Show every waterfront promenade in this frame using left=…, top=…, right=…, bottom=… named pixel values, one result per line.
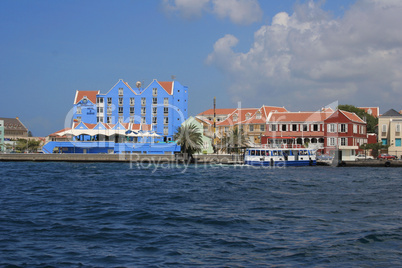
left=1, top=153, right=402, bottom=167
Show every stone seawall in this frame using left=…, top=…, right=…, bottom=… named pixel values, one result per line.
left=1, top=154, right=402, bottom=167
left=0, top=153, right=243, bottom=164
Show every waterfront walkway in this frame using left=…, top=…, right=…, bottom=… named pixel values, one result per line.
left=1, top=153, right=402, bottom=167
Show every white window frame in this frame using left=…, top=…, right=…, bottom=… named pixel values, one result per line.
left=77, top=106, right=82, bottom=114
left=382, top=124, right=387, bottom=133
left=164, top=98, right=169, bottom=105
left=118, top=88, right=123, bottom=95
left=130, top=98, right=135, bottom=106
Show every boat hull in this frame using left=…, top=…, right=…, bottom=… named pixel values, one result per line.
left=244, top=160, right=316, bottom=167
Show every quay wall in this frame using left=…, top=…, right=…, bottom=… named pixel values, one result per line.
left=0, top=153, right=243, bottom=164
left=1, top=154, right=402, bottom=167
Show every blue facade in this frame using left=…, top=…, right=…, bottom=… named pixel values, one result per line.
left=42, top=141, right=180, bottom=154
left=72, top=79, right=188, bottom=142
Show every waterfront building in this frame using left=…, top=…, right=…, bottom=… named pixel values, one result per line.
left=263, top=109, right=333, bottom=150
left=73, top=79, right=188, bottom=141
left=324, top=110, right=367, bottom=160
left=0, top=117, right=28, bottom=139
left=43, top=78, right=187, bottom=154
left=378, top=109, right=402, bottom=158
left=0, top=120, right=4, bottom=152
left=196, top=105, right=288, bottom=145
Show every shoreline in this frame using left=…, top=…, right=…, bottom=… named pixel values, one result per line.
left=1, top=153, right=402, bottom=167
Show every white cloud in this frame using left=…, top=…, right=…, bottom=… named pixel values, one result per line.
left=206, top=0, right=402, bottom=110
left=162, top=0, right=262, bottom=25
left=162, top=0, right=210, bottom=19
left=211, top=0, right=263, bottom=25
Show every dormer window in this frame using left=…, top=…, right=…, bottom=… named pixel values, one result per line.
left=256, top=112, right=261, bottom=119
left=233, top=114, right=238, bottom=122
left=245, top=113, right=251, bottom=120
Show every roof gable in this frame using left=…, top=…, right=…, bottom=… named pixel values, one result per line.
left=381, top=109, right=402, bottom=117
left=75, top=122, right=89, bottom=129
left=158, top=81, right=174, bottom=95
left=74, top=91, right=99, bottom=104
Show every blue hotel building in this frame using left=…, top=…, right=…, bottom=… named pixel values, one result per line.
left=73, top=79, right=188, bottom=141
left=43, top=79, right=188, bottom=154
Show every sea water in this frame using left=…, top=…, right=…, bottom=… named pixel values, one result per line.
left=0, top=162, right=401, bottom=267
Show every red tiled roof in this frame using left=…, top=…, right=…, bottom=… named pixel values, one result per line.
left=48, top=128, right=71, bottom=137
left=158, top=81, right=174, bottom=95
left=359, top=107, right=379, bottom=117
left=74, top=90, right=99, bottom=104
left=340, top=110, right=366, bottom=123
left=268, top=112, right=332, bottom=123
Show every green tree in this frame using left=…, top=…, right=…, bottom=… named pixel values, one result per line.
left=337, top=104, right=378, bottom=133
left=220, top=126, right=250, bottom=154
left=360, top=142, right=388, bottom=158
left=15, top=139, right=41, bottom=153
left=173, top=124, right=203, bottom=159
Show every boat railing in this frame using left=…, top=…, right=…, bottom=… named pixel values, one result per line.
left=260, top=144, right=304, bottom=149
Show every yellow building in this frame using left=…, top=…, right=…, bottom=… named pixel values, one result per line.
left=378, top=109, right=402, bottom=158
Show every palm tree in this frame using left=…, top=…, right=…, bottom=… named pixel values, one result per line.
left=220, top=126, right=250, bottom=154
left=173, top=123, right=203, bottom=160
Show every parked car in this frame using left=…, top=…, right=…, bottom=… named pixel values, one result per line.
left=378, top=154, right=397, bottom=160
left=355, top=154, right=374, bottom=160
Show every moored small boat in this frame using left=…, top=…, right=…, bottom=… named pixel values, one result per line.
left=244, top=145, right=316, bottom=167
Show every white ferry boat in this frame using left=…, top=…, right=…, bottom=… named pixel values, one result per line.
left=244, top=145, right=316, bottom=167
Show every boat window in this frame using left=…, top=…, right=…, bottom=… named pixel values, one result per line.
left=256, top=150, right=261, bottom=156
left=277, top=150, right=283, bottom=156
left=261, top=150, right=266, bottom=156
left=251, top=150, right=255, bottom=156
left=273, top=151, right=277, bottom=156
left=266, top=150, right=269, bottom=156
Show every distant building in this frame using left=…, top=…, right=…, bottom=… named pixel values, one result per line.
left=378, top=109, right=402, bottom=157
left=358, top=107, right=380, bottom=118
left=196, top=105, right=288, bottom=145
left=0, top=117, right=28, bottom=139
left=0, top=120, right=4, bottom=152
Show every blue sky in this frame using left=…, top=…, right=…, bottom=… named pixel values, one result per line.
left=1, top=0, right=402, bottom=136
